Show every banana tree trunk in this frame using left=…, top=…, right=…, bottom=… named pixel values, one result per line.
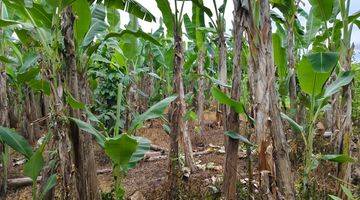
left=337, top=46, right=353, bottom=198
left=78, top=72, right=100, bottom=200
left=248, top=0, right=295, bottom=199
left=287, top=21, right=297, bottom=115
left=222, top=2, right=244, bottom=198
left=61, top=7, right=100, bottom=200
left=197, top=50, right=205, bottom=136
left=218, top=28, right=227, bottom=129
left=168, top=26, right=183, bottom=199
left=51, top=72, right=79, bottom=199
left=168, top=22, right=196, bottom=198
left=22, top=87, right=41, bottom=144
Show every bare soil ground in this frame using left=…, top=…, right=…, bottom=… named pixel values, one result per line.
left=6, top=111, right=359, bottom=199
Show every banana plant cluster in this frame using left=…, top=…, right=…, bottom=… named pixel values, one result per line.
left=0, top=0, right=358, bottom=199
left=70, top=94, right=176, bottom=199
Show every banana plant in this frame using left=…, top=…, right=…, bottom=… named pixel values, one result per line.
left=0, top=127, right=56, bottom=200
left=280, top=52, right=356, bottom=195
left=71, top=94, right=176, bottom=199
left=329, top=184, right=357, bottom=200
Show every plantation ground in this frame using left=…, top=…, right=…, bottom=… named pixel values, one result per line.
left=6, top=112, right=358, bottom=199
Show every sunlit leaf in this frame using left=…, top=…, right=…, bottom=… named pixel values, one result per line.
left=309, top=0, right=334, bottom=21
left=324, top=71, right=354, bottom=98
left=129, top=95, right=177, bottom=133
left=211, top=87, right=244, bottom=114
left=306, top=52, right=339, bottom=73
left=296, top=56, right=332, bottom=96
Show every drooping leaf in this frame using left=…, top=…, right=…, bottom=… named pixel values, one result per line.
left=104, top=29, right=161, bottom=46
left=127, top=136, right=150, bottom=169
left=73, top=0, right=92, bottom=46
left=324, top=71, right=354, bottom=98
left=70, top=118, right=106, bottom=147
left=224, top=131, right=253, bottom=146
left=218, top=0, right=228, bottom=13
left=306, top=52, right=339, bottom=73
left=321, top=154, right=355, bottom=163
left=91, top=4, right=106, bottom=21
left=0, top=19, right=20, bottom=27
left=107, top=7, right=120, bottom=31
left=148, top=72, right=164, bottom=81
left=121, top=14, right=139, bottom=60
left=105, top=0, right=155, bottom=22
left=14, top=29, right=39, bottom=47
left=82, top=18, right=108, bottom=47
left=183, top=14, right=195, bottom=40
left=155, top=0, right=174, bottom=37
left=270, top=10, right=285, bottom=24
left=211, top=87, right=244, bottom=114
left=65, top=92, right=85, bottom=109
left=26, top=3, right=53, bottom=28
left=184, top=53, right=197, bottom=70
left=3, top=0, right=52, bottom=28
left=349, top=10, right=360, bottom=23
left=280, top=113, right=304, bottom=133
left=20, top=52, right=39, bottom=72
left=0, top=126, right=33, bottom=159
left=104, top=134, right=138, bottom=167
left=85, top=107, right=101, bottom=124
left=272, top=32, right=287, bottom=79
left=205, top=74, right=231, bottom=88
left=0, top=55, right=16, bottom=64
left=129, top=95, right=177, bottom=132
